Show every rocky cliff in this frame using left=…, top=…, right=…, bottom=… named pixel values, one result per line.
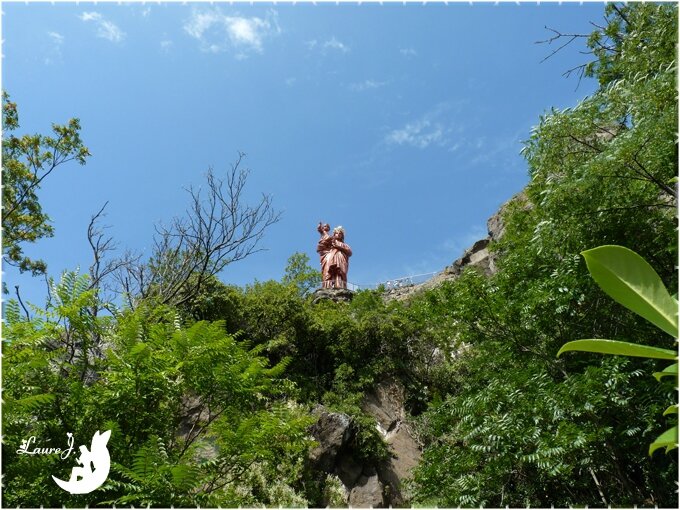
left=308, top=378, right=421, bottom=507
left=383, top=191, right=527, bottom=301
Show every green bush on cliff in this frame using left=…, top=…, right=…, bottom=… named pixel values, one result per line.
left=2, top=272, right=314, bottom=507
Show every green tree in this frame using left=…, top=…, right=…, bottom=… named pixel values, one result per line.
left=176, top=273, right=244, bottom=326
left=2, top=271, right=314, bottom=508
left=282, top=252, right=321, bottom=297
left=1, top=92, right=90, bottom=277
left=523, top=2, right=677, bottom=266
left=411, top=3, right=678, bottom=506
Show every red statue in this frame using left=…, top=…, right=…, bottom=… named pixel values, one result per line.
left=317, top=222, right=352, bottom=289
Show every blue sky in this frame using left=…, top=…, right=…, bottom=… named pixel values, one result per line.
left=2, top=1, right=604, bottom=304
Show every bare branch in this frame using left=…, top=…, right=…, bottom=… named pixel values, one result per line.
left=562, top=64, right=588, bottom=90
left=14, top=285, right=30, bottom=320
left=536, top=26, right=589, bottom=64
left=121, top=153, right=281, bottom=307
left=114, top=249, right=148, bottom=308
left=88, top=202, right=115, bottom=284
left=86, top=201, right=129, bottom=316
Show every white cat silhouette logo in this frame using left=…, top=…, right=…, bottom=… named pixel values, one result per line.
left=52, top=430, right=111, bottom=494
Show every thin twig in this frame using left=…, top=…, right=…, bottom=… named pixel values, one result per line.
left=536, top=27, right=588, bottom=64
left=14, top=285, right=30, bottom=320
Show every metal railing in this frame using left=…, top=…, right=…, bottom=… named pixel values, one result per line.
left=346, top=271, right=441, bottom=292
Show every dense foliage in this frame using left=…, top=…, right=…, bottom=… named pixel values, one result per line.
left=410, top=3, right=678, bottom=506
left=2, top=3, right=677, bottom=507
left=3, top=262, right=433, bottom=506
left=558, top=245, right=678, bottom=457
left=3, top=272, right=315, bottom=507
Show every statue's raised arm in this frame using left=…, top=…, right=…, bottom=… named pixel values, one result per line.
left=317, top=222, right=330, bottom=236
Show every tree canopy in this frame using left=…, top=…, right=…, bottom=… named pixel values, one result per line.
left=2, top=92, right=90, bottom=277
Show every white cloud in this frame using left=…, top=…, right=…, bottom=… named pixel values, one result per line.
left=323, top=37, right=349, bottom=53
left=79, top=12, right=102, bottom=22
left=305, top=37, right=349, bottom=55
left=44, top=31, right=65, bottom=65
left=183, top=8, right=280, bottom=56
left=79, top=11, right=125, bottom=43
left=385, top=119, right=445, bottom=149
left=48, top=31, right=64, bottom=44
left=229, top=17, right=267, bottom=48
left=160, top=39, right=173, bottom=51
left=98, top=20, right=125, bottom=43
left=400, top=47, right=417, bottom=57
left=349, top=79, right=387, bottom=92
left=383, top=102, right=470, bottom=151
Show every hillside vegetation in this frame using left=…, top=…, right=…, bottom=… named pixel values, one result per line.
left=2, top=3, right=677, bottom=507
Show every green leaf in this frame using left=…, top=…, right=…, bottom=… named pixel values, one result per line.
left=653, top=362, right=678, bottom=381
left=171, top=464, right=201, bottom=491
left=130, top=342, right=150, bottom=359
left=5, top=393, right=55, bottom=413
left=557, top=339, right=677, bottom=359
left=649, top=426, right=678, bottom=456
left=663, top=405, right=677, bottom=416
left=581, top=245, right=678, bottom=338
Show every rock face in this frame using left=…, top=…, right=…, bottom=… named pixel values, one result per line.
left=309, top=407, right=353, bottom=472
left=362, top=378, right=422, bottom=506
left=309, top=406, right=387, bottom=507
left=176, top=394, right=219, bottom=461
left=312, top=287, right=354, bottom=304
left=349, top=474, right=384, bottom=507
left=308, top=379, right=422, bottom=508
left=385, top=191, right=528, bottom=302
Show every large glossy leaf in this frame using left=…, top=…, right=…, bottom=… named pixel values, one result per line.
left=653, top=362, right=678, bottom=382
left=649, top=426, right=678, bottom=456
left=582, top=245, right=678, bottom=338
left=663, top=405, right=678, bottom=416
left=558, top=339, right=677, bottom=359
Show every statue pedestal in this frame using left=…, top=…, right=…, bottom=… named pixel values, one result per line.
left=312, top=287, right=354, bottom=304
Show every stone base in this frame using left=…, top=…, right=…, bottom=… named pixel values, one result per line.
left=312, top=287, right=354, bottom=304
